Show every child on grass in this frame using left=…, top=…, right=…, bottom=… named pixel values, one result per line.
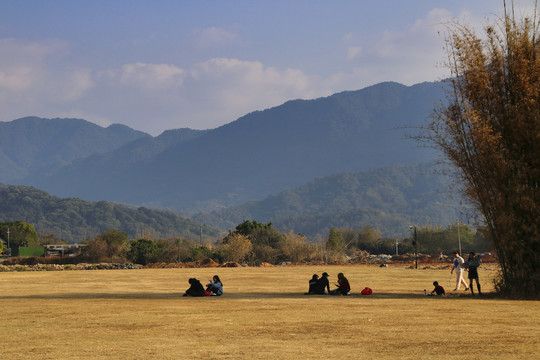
left=428, top=281, right=445, bottom=296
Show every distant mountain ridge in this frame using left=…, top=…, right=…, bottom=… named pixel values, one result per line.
left=193, top=161, right=463, bottom=238
left=21, top=81, right=447, bottom=211
left=0, top=117, right=150, bottom=183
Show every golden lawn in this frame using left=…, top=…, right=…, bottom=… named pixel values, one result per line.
left=0, top=265, right=538, bottom=359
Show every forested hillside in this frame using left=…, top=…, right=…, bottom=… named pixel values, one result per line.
left=0, top=184, right=220, bottom=242
left=0, top=117, right=149, bottom=183
left=194, top=161, right=466, bottom=237
left=26, top=81, right=446, bottom=211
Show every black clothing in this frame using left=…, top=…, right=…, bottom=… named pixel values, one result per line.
left=307, top=278, right=318, bottom=293
left=434, top=285, right=445, bottom=296
left=184, top=278, right=205, bottom=297
left=468, top=266, right=479, bottom=279
left=313, top=276, right=330, bottom=295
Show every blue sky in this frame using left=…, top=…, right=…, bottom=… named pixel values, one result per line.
left=0, top=1, right=532, bottom=135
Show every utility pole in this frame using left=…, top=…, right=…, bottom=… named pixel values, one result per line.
left=457, top=219, right=462, bottom=255
left=410, top=225, right=418, bottom=269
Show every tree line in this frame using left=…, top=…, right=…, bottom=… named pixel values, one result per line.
left=1, top=220, right=492, bottom=266
left=0, top=183, right=219, bottom=241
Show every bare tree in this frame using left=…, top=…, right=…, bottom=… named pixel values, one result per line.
left=222, top=233, right=253, bottom=263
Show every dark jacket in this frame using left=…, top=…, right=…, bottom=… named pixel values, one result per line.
left=308, top=277, right=318, bottom=293
left=185, top=278, right=205, bottom=297
left=314, top=276, right=330, bottom=295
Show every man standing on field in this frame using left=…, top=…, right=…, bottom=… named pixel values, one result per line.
left=450, top=251, right=469, bottom=291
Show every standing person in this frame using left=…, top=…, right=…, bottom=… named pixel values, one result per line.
left=314, top=272, right=330, bottom=295
left=206, top=275, right=224, bottom=296
left=183, top=278, right=206, bottom=297
left=464, top=252, right=482, bottom=296
left=450, top=251, right=469, bottom=291
left=330, top=272, right=350, bottom=295
left=305, top=274, right=319, bottom=294
left=439, top=252, right=444, bottom=263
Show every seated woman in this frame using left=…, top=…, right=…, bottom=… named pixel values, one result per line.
left=330, top=272, right=350, bottom=295
left=206, top=275, right=224, bottom=296
left=183, top=278, right=206, bottom=297
left=305, top=274, right=319, bottom=294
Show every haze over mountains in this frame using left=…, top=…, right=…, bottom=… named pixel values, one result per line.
left=4, top=81, right=445, bottom=208
left=0, top=117, right=149, bottom=182
left=193, top=161, right=462, bottom=238
left=0, top=80, right=462, bottom=239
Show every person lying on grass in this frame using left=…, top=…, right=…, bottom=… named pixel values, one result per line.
left=428, top=281, right=445, bottom=296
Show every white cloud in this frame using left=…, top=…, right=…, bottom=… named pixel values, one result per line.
left=344, top=7, right=485, bottom=87
left=0, top=38, right=93, bottom=122
left=0, top=5, right=511, bottom=135
left=107, top=62, right=186, bottom=91
left=180, top=58, right=318, bottom=127
left=192, top=26, right=244, bottom=48
left=61, top=57, right=323, bottom=134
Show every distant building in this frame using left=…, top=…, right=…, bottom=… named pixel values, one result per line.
left=44, top=244, right=85, bottom=257
left=0, top=237, right=10, bottom=256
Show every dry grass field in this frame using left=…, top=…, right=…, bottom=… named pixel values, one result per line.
left=1, top=264, right=538, bottom=359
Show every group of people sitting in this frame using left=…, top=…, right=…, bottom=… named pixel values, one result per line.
left=305, top=272, right=351, bottom=295
left=183, top=275, right=223, bottom=297
left=183, top=272, right=352, bottom=297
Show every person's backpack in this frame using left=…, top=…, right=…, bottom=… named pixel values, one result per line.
left=361, top=287, right=373, bottom=295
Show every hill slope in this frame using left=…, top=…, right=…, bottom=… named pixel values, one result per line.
left=193, top=161, right=464, bottom=238
left=32, top=81, right=447, bottom=211
left=0, top=117, right=150, bottom=183
left=0, top=184, right=220, bottom=242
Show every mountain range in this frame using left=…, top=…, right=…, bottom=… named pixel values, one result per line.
left=0, top=117, right=149, bottom=182
left=4, top=81, right=446, bottom=211
left=0, top=80, right=463, bottom=240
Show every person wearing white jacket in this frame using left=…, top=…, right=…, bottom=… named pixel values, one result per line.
left=450, top=251, right=469, bottom=291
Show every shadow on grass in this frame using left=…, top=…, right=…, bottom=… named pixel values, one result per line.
left=0, top=291, right=487, bottom=300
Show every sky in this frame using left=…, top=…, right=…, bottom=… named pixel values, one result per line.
left=0, top=1, right=534, bottom=135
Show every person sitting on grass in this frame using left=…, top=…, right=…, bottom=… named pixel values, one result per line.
left=330, top=272, right=350, bottom=295
left=206, top=275, right=224, bottom=296
left=428, top=281, right=445, bottom=296
left=183, top=278, right=206, bottom=297
left=305, top=274, right=319, bottom=295
left=313, top=272, right=330, bottom=295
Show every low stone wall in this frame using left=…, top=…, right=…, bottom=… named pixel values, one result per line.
left=0, top=263, right=143, bottom=272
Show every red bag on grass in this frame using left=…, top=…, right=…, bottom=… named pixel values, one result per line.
left=361, top=287, right=373, bottom=295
